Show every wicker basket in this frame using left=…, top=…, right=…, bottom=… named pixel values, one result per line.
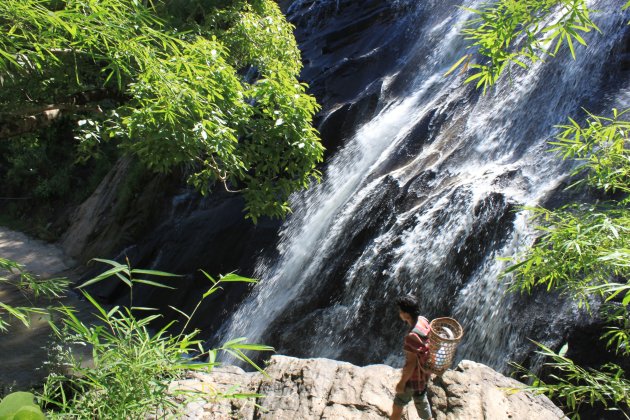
left=427, top=317, right=463, bottom=375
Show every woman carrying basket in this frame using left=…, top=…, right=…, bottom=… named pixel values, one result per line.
left=390, top=295, right=434, bottom=420
left=391, top=295, right=464, bottom=420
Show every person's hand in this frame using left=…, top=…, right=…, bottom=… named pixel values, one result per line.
left=395, top=382, right=405, bottom=394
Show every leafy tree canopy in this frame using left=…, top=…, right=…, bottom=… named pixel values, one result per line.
left=0, top=0, right=324, bottom=221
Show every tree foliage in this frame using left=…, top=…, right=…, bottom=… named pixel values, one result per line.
left=0, top=257, right=69, bottom=332
left=514, top=343, right=630, bottom=418
left=0, top=0, right=324, bottom=221
left=504, top=205, right=630, bottom=304
left=449, top=3, right=630, bottom=415
left=446, top=0, right=628, bottom=93
left=453, top=6, right=630, bottom=413
left=505, top=109, right=630, bottom=418
left=506, top=109, right=630, bottom=299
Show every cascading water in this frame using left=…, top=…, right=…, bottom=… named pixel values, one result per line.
left=218, top=0, right=630, bottom=371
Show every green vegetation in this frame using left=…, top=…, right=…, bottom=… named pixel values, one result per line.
left=504, top=109, right=630, bottom=418
left=515, top=343, right=630, bottom=418
left=0, top=257, right=69, bottom=332
left=0, top=391, right=45, bottom=420
left=0, top=2, right=317, bottom=413
left=0, top=0, right=324, bottom=222
left=0, top=121, right=116, bottom=240
left=446, top=1, right=629, bottom=93
left=41, top=259, right=271, bottom=418
left=1, top=257, right=271, bottom=418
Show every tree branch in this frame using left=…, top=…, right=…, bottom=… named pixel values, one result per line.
left=0, top=88, right=129, bottom=139
left=0, top=104, right=102, bottom=139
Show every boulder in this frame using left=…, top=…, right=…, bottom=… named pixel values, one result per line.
left=429, top=360, right=566, bottom=420
left=171, top=355, right=567, bottom=419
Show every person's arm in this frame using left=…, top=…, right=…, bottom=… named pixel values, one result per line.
left=395, top=350, right=417, bottom=393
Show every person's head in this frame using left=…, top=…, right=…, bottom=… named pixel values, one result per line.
left=396, top=294, right=420, bottom=326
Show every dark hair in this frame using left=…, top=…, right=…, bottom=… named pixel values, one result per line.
left=396, top=295, right=420, bottom=319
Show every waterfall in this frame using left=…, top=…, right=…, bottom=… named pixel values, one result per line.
left=217, top=0, right=629, bottom=371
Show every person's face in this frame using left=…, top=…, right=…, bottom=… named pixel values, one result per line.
left=399, top=310, right=413, bottom=325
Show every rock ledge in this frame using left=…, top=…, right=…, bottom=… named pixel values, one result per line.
left=172, top=355, right=567, bottom=419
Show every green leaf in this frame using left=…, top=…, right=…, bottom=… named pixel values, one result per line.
left=558, top=343, right=569, bottom=357
left=208, top=349, right=217, bottom=365
left=0, top=303, right=31, bottom=327
left=106, top=305, right=121, bottom=318
left=202, top=286, right=221, bottom=299
left=130, top=269, right=181, bottom=277
left=463, top=71, right=485, bottom=84
left=78, top=265, right=130, bottom=288
left=132, top=279, right=176, bottom=289
left=0, top=392, right=43, bottom=419
left=168, top=305, right=191, bottom=320
left=444, top=54, right=470, bottom=77
left=566, top=31, right=576, bottom=59
left=130, top=306, right=159, bottom=311
left=13, top=405, right=46, bottom=420
left=91, top=258, right=126, bottom=268
left=81, top=291, right=108, bottom=318
left=200, top=269, right=217, bottom=284
left=219, top=273, right=258, bottom=283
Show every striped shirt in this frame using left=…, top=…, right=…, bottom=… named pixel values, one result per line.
left=403, top=317, right=431, bottom=392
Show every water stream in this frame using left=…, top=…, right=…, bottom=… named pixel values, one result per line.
left=218, top=0, right=629, bottom=371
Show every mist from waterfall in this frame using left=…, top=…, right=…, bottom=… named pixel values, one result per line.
left=218, top=0, right=629, bottom=371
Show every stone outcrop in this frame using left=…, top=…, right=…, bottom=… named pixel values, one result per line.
left=171, top=355, right=567, bottom=419
left=60, top=157, right=177, bottom=264
left=429, top=360, right=566, bottom=420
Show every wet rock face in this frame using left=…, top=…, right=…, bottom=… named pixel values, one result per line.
left=60, top=157, right=174, bottom=263
left=255, top=180, right=519, bottom=367
left=58, top=155, right=281, bottom=334
left=69, top=177, right=283, bottom=334
left=288, top=0, right=413, bottom=106
left=171, top=355, right=567, bottom=420
left=287, top=0, right=420, bottom=152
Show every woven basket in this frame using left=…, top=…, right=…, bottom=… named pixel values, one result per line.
left=427, top=317, right=463, bottom=375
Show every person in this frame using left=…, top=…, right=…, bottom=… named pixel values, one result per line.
left=390, top=295, right=433, bottom=420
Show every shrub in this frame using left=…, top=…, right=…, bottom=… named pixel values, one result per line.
left=40, top=259, right=272, bottom=418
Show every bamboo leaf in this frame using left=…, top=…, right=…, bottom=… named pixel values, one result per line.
left=132, top=279, right=176, bottom=289
left=78, top=265, right=130, bottom=288
left=81, top=291, right=108, bottom=318
left=219, top=273, right=258, bottom=283
left=168, top=305, right=191, bottom=320
left=130, top=269, right=181, bottom=277
left=444, top=54, right=470, bottom=77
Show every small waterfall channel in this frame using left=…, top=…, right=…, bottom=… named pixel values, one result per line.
left=218, top=0, right=630, bottom=371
